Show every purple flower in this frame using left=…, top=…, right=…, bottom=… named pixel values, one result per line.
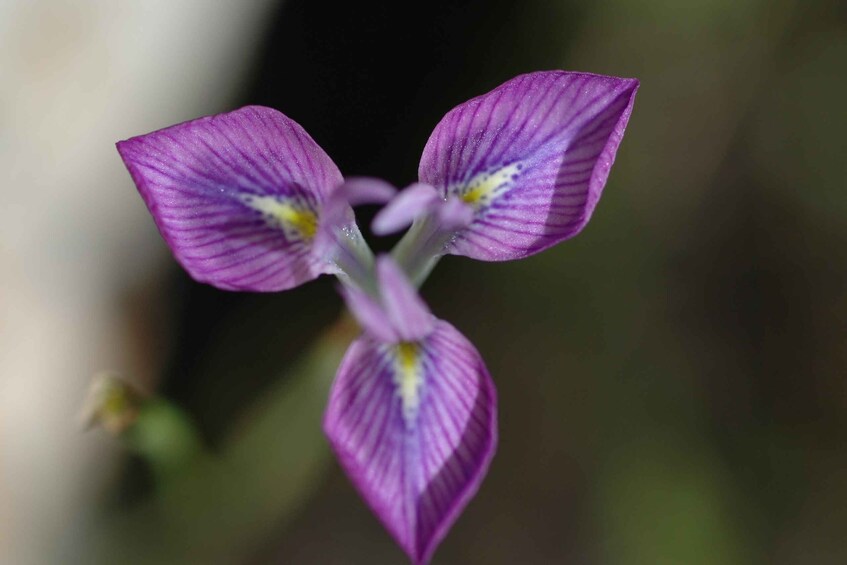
left=328, top=257, right=497, bottom=564
left=117, top=70, right=638, bottom=563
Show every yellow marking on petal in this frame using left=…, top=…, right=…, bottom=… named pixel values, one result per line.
left=458, top=163, right=522, bottom=209
left=242, top=195, right=318, bottom=240
left=394, top=341, right=424, bottom=425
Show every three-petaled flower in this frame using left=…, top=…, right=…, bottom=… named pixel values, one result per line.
left=117, top=71, right=638, bottom=564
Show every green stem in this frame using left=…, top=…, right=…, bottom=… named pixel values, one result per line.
left=391, top=214, right=446, bottom=287
left=84, top=316, right=358, bottom=565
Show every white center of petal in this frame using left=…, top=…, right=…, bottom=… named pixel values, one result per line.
left=394, top=342, right=424, bottom=427
left=456, top=163, right=522, bottom=210
left=241, top=194, right=318, bottom=240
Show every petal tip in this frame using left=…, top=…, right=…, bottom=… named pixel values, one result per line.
left=371, top=182, right=440, bottom=236
left=115, top=136, right=142, bottom=162
left=338, top=176, right=398, bottom=206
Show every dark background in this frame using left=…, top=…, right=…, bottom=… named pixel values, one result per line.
left=82, top=0, right=847, bottom=563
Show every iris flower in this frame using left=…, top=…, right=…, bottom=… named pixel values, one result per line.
left=117, top=71, right=638, bottom=564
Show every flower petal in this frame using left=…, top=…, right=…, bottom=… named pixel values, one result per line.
left=376, top=256, right=434, bottom=342
left=337, top=177, right=398, bottom=206
left=324, top=320, right=497, bottom=564
left=117, top=105, right=343, bottom=291
left=419, top=71, right=639, bottom=261
left=372, top=183, right=441, bottom=236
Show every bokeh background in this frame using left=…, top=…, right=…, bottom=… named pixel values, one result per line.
left=2, top=0, right=846, bottom=563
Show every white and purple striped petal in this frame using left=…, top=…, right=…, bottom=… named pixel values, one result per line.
left=419, top=71, right=639, bottom=261
left=324, top=320, right=497, bottom=565
left=117, top=105, right=344, bottom=291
